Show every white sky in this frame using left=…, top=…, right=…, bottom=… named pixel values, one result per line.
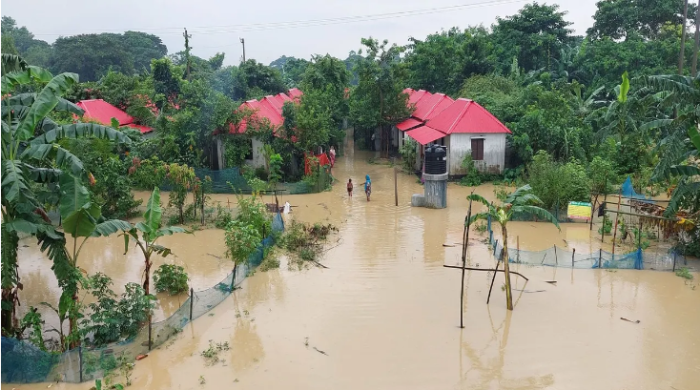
left=0, top=0, right=599, bottom=66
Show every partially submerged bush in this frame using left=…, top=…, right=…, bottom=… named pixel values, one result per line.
left=154, top=264, right=189, bottom=295
left=83, top=273, right=155, bottom=347
left=527, top=150, right=590, bottom=210
left=280, top=220, right=337, bottom=267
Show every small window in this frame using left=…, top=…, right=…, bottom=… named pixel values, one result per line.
left=471, top=138, right=484, bottom=161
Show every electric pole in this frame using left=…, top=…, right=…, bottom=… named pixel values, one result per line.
left=240, top=38, right=246, bottom=62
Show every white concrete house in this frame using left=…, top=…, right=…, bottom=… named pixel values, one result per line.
left=398, top=94, right=511, bottom=176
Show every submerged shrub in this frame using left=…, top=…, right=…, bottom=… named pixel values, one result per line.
left=154, top=264, right=189, bottom=295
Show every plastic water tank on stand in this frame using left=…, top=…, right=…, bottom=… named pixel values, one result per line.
left=424, top=145, right=447, bottom=174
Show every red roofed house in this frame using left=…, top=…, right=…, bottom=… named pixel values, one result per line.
left=397, top=89, right=511, bottom=176
left=216, top=90, right=301, bottom=169
left=76, top=99, right=153, bottom=136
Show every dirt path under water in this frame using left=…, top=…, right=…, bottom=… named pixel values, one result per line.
left=6, top=133, right=700, bottom=390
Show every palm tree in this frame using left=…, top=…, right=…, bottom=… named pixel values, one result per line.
left=123, top=187, right=190, bottom=296
left=1, top=61, right=132, bottom=335
left=467, top=185, right=560, bottom=310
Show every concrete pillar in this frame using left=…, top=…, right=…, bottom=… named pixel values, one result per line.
left=422, top=172, right=448, bottom=208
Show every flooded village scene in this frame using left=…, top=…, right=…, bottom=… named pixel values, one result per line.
left=2, top=1, right=700, bottom=389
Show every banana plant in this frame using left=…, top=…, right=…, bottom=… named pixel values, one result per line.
left=467, top=185, right=560, bottom=310
left=1, top=60, right=132, bottom=336
left=55, top=173, right=133, bottom=346
left=123, top=187, right=190, bottom=296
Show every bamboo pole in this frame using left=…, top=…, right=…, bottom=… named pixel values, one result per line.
left=444, top=265, right=529, bottom=282
left=486, top=259, right=500, bottom=305
left=517, top=236, right=520, bottom=263
left=572, top=248, right=576, bottom=268
left=189, top=288, right=194, bottom=321
left=459, top=193, right=474, bottom=328
left=611, top=192, right=623, bottom=255
left=394, top=166, right=398, bottom=207
left=553, top=245, right=558, bottom=265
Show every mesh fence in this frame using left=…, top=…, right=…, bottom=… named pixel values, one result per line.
left=486, top=216, right=692, bottom=271
left=2, top=213, right=284, bottom=385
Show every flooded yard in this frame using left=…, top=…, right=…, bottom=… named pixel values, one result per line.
left=6, top=141, right=700, bottom=390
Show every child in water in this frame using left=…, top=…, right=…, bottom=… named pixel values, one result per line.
left=347, top=178, right=353, bottom=197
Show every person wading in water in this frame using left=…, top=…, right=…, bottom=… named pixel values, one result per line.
left=360, top=175, right=371, bottom=201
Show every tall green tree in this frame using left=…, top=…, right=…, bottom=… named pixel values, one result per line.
left=349, top=38, right=412, bottom=156
left=491, top=3, right=575, bottom=73
left=405, top=27, right=495, bottom=95
left=588, top=0, right=694, bottom=41
left=468, top=185, right=560, bottom=310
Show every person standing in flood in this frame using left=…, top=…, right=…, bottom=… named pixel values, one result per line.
left=347, top=178, right=353, bottom=197
left=329, top=146, right=336, bottom=168
left=362, top=174, right=371, bottom=201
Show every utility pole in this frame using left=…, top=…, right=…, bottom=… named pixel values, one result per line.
left=692, top=1, right=700, bottom=75
left=183, top=28, right=192, bottom=80
left=240, top=38, right=246, bottom=62
left=679, top=0, right=689, bottom=74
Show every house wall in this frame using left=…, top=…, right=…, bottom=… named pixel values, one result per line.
left=245, top=138, right=265, bottom=168
left=447, top=133, right=506, bottom=175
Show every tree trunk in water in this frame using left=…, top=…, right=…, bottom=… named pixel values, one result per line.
left=143, top=258, right=152, bottom=296
left=692, top=1, right=700, bottom=75
left=1, top=228, right=20, bottom=335
left=69, top=289, right=80, bottom=349
left=501, top=225, right=514, bottom=311
left=679, top=0, right=689, bottom=74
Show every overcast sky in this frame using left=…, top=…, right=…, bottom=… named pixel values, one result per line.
left=1, top=0, right=598, bottom=66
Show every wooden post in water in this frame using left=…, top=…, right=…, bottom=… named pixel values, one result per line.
left=589, top=193, right=599, bottom=231
left=394, top=167, right=398, bottom=207
left=599, top=248, right=603, bottom=269
left=230, top=264, right=237, bottom=291
left=673, top=252, right=677, bottom=272
left=459, top=193, right=474, bottom=328
left=78, top=345, right=83, bottom=382
left=611, top=192, right=622, bottom=255
left=572, top=248, right=576, bottom=268
left=553, top=245, right=558, bottom=265
left=637, top=219, right=643, bottom=250
left=486, top=258, right=501, bottom=305
left=148, top=317, right=152, bottom=350
left=517, top=236, right=520, bottom=263
left=189, top=288, right=194, bottom=321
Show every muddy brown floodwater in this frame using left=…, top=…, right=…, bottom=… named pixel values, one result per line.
left=7, top=134, right=700, bottom=390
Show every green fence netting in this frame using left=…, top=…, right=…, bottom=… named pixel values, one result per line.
left=485, top=216, right=691, bottom=271
left=2, top=213, right=284, bottom=385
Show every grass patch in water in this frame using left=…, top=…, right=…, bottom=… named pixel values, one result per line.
left=675, top=267, right=694, bottom=280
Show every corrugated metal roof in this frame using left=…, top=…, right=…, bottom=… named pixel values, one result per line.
left=406, top=125, right=446, bottom=145
left=77, top=99, right=134, bottom=126
left=230, top=90, right=302, bottom=134
left=288, top=88, right=303, bottom=100
left=427, top=98, right=512, bottom=135
left=396, top=118, right=422, bottom=131
left=413, top=93, right=453, bottom=121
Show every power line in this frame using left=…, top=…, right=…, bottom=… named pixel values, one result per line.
left=32, top=0, right=528, bottom=38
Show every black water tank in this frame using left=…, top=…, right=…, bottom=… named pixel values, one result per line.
left=424, top=144, right=447, bottom=174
